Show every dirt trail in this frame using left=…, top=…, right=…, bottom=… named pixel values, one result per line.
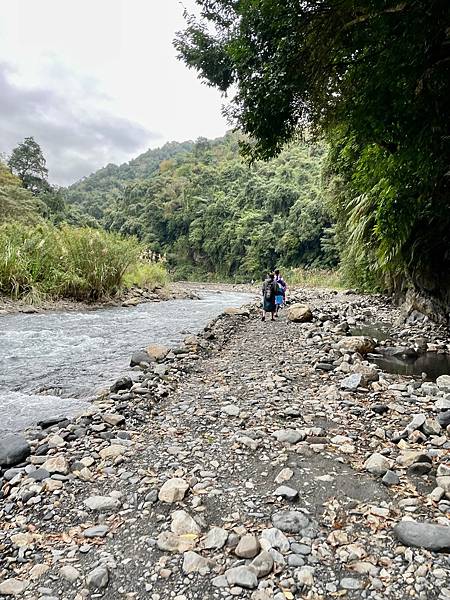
left=1, top=288, right=449, bottom=600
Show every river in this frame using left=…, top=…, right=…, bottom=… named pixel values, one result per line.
left=0, top=290, right=253, bottom=433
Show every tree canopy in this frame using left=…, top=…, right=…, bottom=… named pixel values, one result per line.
left=8, top=136, right=50, bottom=195
left=176, top=1, right=450, bottom=310
left=66, top=133, right=337, bottom=279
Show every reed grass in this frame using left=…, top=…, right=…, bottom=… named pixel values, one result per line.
left=0, top=223, right=167, bottom=302
left=283, top=267, right=343, bottom=289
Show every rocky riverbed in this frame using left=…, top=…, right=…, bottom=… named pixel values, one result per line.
left=1, top=288, right=449, bottom=599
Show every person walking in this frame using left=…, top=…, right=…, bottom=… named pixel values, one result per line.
left=274, top=269, right=287, bottom=315
left=261, top=272, right=277, bottom=321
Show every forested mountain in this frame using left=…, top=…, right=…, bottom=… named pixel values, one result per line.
left=176, top=0, right=450, bottom=317
left=65, top=140, right=195, bottom=221
left=65, top=133, right=337, bottom=279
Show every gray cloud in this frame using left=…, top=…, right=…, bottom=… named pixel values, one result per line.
left=0, top=62, right=160, bottom=185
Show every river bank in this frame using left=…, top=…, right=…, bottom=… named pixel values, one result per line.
left=1, top=288, right=450, bottom=599
left=0, top=282, right=255, bottom=317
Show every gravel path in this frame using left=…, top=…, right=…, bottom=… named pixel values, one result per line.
left=1, top=289, right=449, bottom=599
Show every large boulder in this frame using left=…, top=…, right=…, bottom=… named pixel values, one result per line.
left=337, top=336, right=376, bottom=355
left=0, top=434, right=30, bottom=467
left=287, top=304, right=313, bottom=323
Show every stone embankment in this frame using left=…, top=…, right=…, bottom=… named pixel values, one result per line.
left=1, top=288, right=450, bottom=599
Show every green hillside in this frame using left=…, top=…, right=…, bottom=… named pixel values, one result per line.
left=65, top=133, right=337, bottom=279
left=65, top=140, right=195, bottom=220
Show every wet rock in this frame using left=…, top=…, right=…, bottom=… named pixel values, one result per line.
left=408, top=462, right=432, bottom=475
left=0, top=434, right=30, bottom=467
left=158, top=478, right=189, bottom=503
left=287, top=304, right=313, bottom=323
left=437, top=410, right=450, bottom=428
left=225, top=566, right=258, bottom=589
left=86, top=566, right=109, bottom=590
left=130, top=350, right=151, bottom=367
left=271, top=510, right=309, bottom=533
left=28, top=467, right=50, bottom=481
left=364, top=453, right=393, bottom=475
left=84, top=495, right=121, bottom=512
left=394, top=521, right=450, bottom=551
left=235, top=533, right=260, bottom=558
left=110, top=376, right=133, bottom=393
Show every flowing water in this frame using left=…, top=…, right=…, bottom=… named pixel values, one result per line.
left=0, top=291, right=253, bottom=433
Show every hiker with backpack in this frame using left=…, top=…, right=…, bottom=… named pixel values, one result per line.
left=274, top=269, right=287, bottom=316
left=261, top=272, right=277, bottom=321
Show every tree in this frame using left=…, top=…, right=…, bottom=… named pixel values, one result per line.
left=175, top=1, right=450, bottom=315
left=8, top=137, right=50, bottom=195
left=0, top=161, right=44, bottom=224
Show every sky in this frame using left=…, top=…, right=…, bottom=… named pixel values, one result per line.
left=0, top=0, right=229, bottom=185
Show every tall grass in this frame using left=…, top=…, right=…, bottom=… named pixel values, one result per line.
left=0, top=223, right=167, bottom=302
left=282, top=267, right=343, bottom=289
left=123, top=262, right=169, bottom=289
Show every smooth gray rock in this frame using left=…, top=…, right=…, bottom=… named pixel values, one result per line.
left=83, top=525, right=109, bottom=538
left=340, top=373, right=362, bottom=391
left=436, top=375, right=450, bottom=393
left=0, top=434, right=30, bottom=467
left=394, top=521, right=450, bottom=551
left=251, top=551, right=274, bottom=577
left=84, top=495, right=121, bottom=512
left=225, top=565, right=258, bottom=589
left=382, top=470, right=400, bottom=486
left=272, top=429, right=305, bottom=444
left=273, top=485, right=298, bottom=500
left=271, top=510, right=309, bottom=533
left=260, top=528, right=290, bottom=553
left=86, top=566, right=109, bottom=589
left=203, top=527, right=228, bottom=550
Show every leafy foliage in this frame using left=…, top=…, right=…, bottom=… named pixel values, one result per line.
left=176, top=1, right=450, bottom=306
left=8, top=136, right=50, bottom=195
left=67, top=133, right=337, bottom=279
left=0, top=222, right=159, bottom=302
left=0, top=162, right=45, bottom=225
left=64, top=140, right=195, bottom=220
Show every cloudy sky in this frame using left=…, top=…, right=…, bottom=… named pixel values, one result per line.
left=0, top=0, right=228, bottom=185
